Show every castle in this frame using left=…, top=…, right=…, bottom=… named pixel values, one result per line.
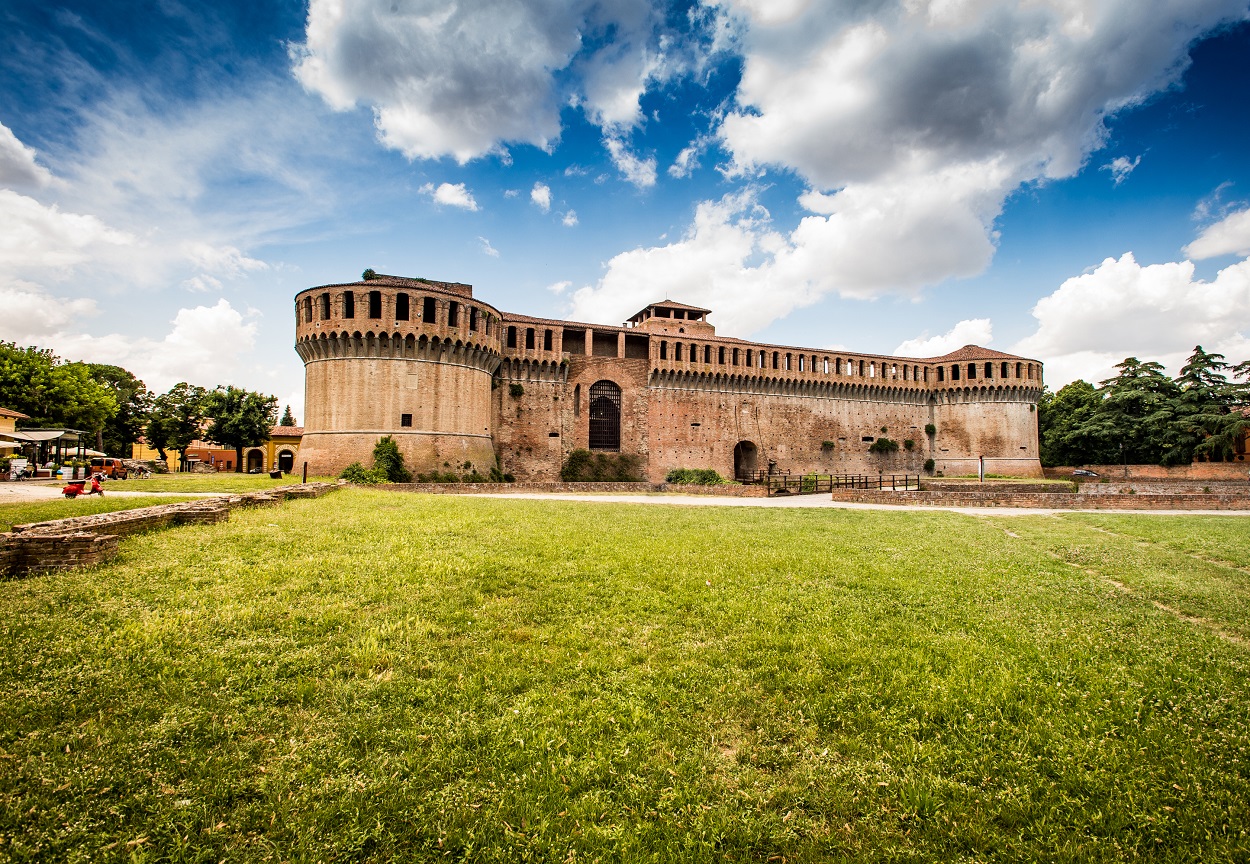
left=293, top=275, right=1043, bottom=481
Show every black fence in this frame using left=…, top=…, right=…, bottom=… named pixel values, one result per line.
left=737, top=470, right=920, bottom=496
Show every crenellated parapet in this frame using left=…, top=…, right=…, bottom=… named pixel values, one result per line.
left=294, top=277, right=503, bottom=354
left=296, top=329, right=501, bottom=375
left=496, top=357, right=569, bottom=383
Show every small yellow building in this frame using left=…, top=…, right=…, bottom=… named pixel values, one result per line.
left=133, top=426, right=303, bottom=474
left=0, top=408, right=30, bottom=454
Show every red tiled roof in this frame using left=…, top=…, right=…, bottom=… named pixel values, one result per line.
left=628, top=299, right=713, bottom=318
left=0, top=407, right=30, bottom=420
left=919, top=345, right=1037, bottom=363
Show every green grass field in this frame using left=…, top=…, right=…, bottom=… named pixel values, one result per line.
left=102, top=473, right=333, bottom=494
left=1, top=491, right=1248, bottom=862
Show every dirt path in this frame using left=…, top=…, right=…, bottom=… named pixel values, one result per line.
left=0, top=483, right=224, bottom=501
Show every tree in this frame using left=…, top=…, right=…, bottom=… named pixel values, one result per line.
left=280, top=405, right=296, bottom=426
left=203, top=386, right=278, bottom=473
left=1160, top=346, right=1235, bottom=466
left=87, top=364, right=151, bottom=456
left=1038, top=380, right=1108, bottom=466
left=0, top=342, right=118, bottom=432
left=371, top=435, right=412, bottom=483
left=144, top=383, right=207, bottom=465
left=1095, top=358, right=1178, bottom=465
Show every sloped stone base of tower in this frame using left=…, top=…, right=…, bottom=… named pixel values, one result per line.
left=297, top=431, right=497, bottom=478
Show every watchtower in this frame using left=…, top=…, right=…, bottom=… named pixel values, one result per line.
left=293, top=275, right=502, bottom=476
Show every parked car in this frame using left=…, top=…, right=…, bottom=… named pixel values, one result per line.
left=89, top=457, right=128, bottom=479
left=1072, top=468, right=1099, bottom=478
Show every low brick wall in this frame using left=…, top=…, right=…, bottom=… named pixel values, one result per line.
left=1046, top=463, right=1250, bottom=481
left=379, top=481, right=770, bottom=497
left=1078, top=480, right=1250, bottom=495
left=2, top=481, right=342, bottom=578
left=3, top=532, right=120, bottom=573
left=923, top=481, right=1075, bottom=494
left=829, top=490, right=1250, bottom=510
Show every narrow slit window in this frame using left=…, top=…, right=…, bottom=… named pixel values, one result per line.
left=319, top=293, right=330, bottom=320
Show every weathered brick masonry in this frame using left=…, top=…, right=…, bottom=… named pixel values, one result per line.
left=829, top=490, right=1250, bottom=509
left=295, top=276, right=1045, bottom=481
left=1, top=482, right=341, bottom=578
left=382, top=481, right=770, bottom=496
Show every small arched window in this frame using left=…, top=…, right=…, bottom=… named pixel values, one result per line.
left=302, top=296, right=313, bottom=323
left=588, top=380, right=622, bottom=451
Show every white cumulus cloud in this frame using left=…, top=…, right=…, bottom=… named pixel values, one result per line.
left=1014, top=252, right=1250, bottom=386
left=1102, top=155, right=1142, bottom=185
left=420, top=182, right=479, bottom=211
left=478, top=236, right=500, bottom=257
left=562, top=210, right=579, bottom=227
left=707, top=0, right=1247, bottom=304
left=1184, top=208, right=1250, bottom=260
left=0, top=189, right=135, bottom=274
left=894, top=319, right=994, bottom=358
left=604, top=136, right=657, bottom=188
left=292, top=0, right=676, bottom=163
left=531, top=182, right=552, bottom=213
left=0, top=122, right=56, bottom=190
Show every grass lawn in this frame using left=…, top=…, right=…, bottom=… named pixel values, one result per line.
left=103, top=473, right=333, bottom=494
left=0, top=496, right=202, bottom=532
left=1, top=492, right=1248, bottom=862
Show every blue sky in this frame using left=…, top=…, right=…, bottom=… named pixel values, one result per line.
left=2, top=0, right=1249, bottom=419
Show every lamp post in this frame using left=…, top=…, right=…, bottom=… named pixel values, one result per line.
left=1122, top=443, right=1128, bottom=479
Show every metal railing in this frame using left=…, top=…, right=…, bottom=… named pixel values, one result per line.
left=737, top=470, right=920, bottom=496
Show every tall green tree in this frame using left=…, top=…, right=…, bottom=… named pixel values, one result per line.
left=280, top=405, right=296, bottom=426
left=1096, top=357, right=1178, bottom=465
left=87, top=364, right=151, bottom=457
left=144, top=383, right=207, bottom=465
left=203, top=386, right=278, bottom=473
left=1038, top=380, right=1108, bottom=467
left=1160, top=346, right=1235, bottom=466
left=0, top=342, right=117, bottom=433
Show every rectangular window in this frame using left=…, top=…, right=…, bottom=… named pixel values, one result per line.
left=395, top=293, right=410, bottom=321
left=660, top=340, right=668, bottom=360
left=985, top=362, right=992, bottom=378
left=507, top=326, right=517, bottom=348
left=368, top=290, right=382, bottom=319
left=951, top=365, right=960, bottom=381
left=469, top=307, right=478, bottom=331
left=400, top=413, right=412, bottom=428
left=823, top=358, right=829, bottom=374
left=320, top=293, right=331, bottom=320
left=703, top=345, right=711, bottom=364
left=525, top=328, right=535, bottom=350
left=303, top=296, right=313, bottom=323
left=422, top=296, right=436, bottom=323
left=448, top=301, right=459, bottom=327
left=543, top=329, right=553, bottom=351
left=343, top=291, right=355, bottom=319
left=718, top=346, right=726, bottom=364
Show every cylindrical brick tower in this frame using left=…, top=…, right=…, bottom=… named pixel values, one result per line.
left=293, top=276, right=502, bottom=476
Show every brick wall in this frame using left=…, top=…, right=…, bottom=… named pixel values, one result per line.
left=380, top=481, right=770, bottom=497
left=1046, top=463, right=1250, bottom=481
left=829, top=490, right=1250, bottom=510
